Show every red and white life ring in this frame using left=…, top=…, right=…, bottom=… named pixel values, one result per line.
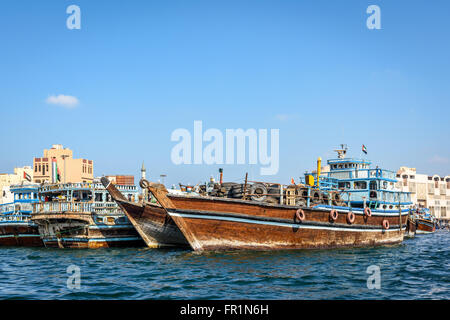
left=364, top=207, right=372, bottom=217
left=382, top=219, right=390, bottom=230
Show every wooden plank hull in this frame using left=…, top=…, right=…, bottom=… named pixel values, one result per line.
left=113, top=200, right=190, bottom=248
left=100, top=177, right=189, bottom=248
left=416, top=219, right=436, bottom=234
left=404, top=217, right=417, bottom=238
left=0, top=221, right=43, bottom=247
left=32, top=213, right=145, bottom=249
left=167, top=196, right=407, bottom=251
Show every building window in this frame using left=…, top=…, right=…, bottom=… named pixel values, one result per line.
left=434, top=177, right=439, bottom=188
left=446, top=178, right=450, bottom=189
left=35, top=165, right=37, bottom=172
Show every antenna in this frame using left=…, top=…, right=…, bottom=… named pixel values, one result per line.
left=334, top=144, right=348, bottom=159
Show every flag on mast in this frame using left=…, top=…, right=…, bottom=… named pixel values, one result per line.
left=23, top=171, right=32, bottom=182
left=362, top=144, right=368, bottom=154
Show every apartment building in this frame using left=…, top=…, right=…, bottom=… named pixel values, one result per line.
left=396, top=167, right=450, bottom=220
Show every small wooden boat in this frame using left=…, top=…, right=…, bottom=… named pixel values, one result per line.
left=413, top=208, right=436, bottom=234
left=0, top=184, right=43, bottom=247
left=101, top=176, right=408, bottom=251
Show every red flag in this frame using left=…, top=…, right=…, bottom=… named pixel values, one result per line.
left=291, top=178, right=295, bottom=185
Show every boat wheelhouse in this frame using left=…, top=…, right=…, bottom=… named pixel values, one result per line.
left=305, top=145, right=412, bottom=212
left=31, top=181, right=145, bottom=248
left=0, top=184, right=43, bottom=246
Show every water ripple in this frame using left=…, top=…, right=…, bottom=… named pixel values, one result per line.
left=0, top=231, right=449, bottom=299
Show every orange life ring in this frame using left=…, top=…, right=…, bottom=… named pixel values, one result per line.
left=347, top=211, right=355, bottom=224
left=296, top=209, right=305, bottom=222
left=330, top=209, right=338, bottom=221
left=364, top=207, right=372, bottom=217
left=382, top=219, right=390, bottom=230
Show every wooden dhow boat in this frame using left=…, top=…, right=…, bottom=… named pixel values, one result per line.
left=31, top=181, right=145, bottom=248
left=101, top=170, right=408, bottom=251
left=415, top=208, right=436, bottom=234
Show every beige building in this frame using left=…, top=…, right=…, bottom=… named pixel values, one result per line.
left=0, top=166, right=34, bottom=204
left=33, top=144, right=94, bottom=184
left=396, top=167, right=450, bottom=221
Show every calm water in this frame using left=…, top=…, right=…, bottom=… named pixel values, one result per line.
left=0, top=231, right=448, bottom=300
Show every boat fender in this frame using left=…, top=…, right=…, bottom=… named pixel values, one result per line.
left=295, top=209, right=305, bottom=222
left=347, top=211, right=355, bottom=224
left=382, top=219, right=390, bottom=230
left=329, top=209, right=338, bottom=221
left=364, top=207, right=372, bottom=217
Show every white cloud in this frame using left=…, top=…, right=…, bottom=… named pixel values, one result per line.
left=46, top=94, right=79, bottom=108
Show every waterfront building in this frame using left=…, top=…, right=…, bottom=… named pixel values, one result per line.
left=0, top=166, right=34, bottom=204
left=395, top=167, right=450, bottom=221
left=32, top=144, right=93, bottom=184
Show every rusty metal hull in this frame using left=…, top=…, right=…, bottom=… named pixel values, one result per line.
left=0, top=221, right=43, bottom=247
left=167, top=195, right=407, bottom=251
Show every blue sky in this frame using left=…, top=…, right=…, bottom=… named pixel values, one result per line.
left=0, top=0, right=449, bottom=186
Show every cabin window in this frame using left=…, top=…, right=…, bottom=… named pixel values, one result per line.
left=338, top=182, right=350, bottom=189
left=369, top=181, right=377, bottom=190
left=95, top=193, right=103, bottom=202
left=354, top=181, right=367, bottom=190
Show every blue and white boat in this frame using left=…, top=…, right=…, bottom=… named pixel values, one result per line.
left=304, top=145, right=412, bottom=219
left=0, top=183, right=43, bottom=246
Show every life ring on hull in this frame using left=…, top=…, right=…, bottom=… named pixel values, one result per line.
left=347, top=211, right=355, bottom=224
left=382, top=220, right=390, bottom=230
left=329, top=210, right=338, bottom=222
left=295, top=209, right=305, bottom=222
left=140, top=179, right=150, bottom=189
left=364, top=207, right=372, bottom=217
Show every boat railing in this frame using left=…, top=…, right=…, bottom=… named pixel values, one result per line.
left=0, top=214, right=31, bottom=222
left=33, top=201, right=93, bottom=214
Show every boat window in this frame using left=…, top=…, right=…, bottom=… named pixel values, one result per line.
left=369, top=181, right=377, bottom=190
left=95, top=193, right=103, bottom=202
left=354, top=181, right=367, bottom=189
left=338, top=182, right=350, bottom=189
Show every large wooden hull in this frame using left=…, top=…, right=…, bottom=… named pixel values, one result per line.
left=0, top=221, right=43, bottom=247
left=113, top=200, right=190, bottom=248
left=167, top=196, right=407, bottom=251
left=416, top=218, right=436, bottom=234
left=101, top=178, right=189, bottom=248
left=32, top=213, right=145, bottom=249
